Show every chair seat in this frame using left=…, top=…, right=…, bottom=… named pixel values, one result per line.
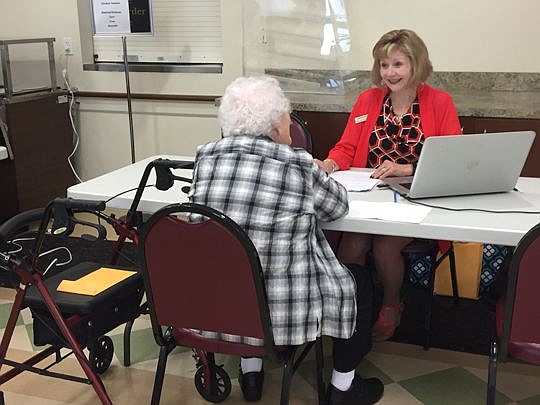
left=507, top=342, right=540, bottom=365
left=495, top=296, right=540, bottom=365
left=172, top=327, right=267, bottom=358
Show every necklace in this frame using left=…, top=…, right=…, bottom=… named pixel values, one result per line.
left=391, top=96, right=416, bottom=119
left=390, top=88, right=417, bottom=118
left=392, top=104, right=410, bottom=120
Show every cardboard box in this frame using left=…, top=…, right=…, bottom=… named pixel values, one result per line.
left=434, top=242, right=484, bottom=300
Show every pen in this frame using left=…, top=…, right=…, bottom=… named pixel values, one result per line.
left=393, top=191, right=397, bottom=203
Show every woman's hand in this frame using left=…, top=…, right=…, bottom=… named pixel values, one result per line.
left=315, top=158, right=338, bottom=174
left=371, top=161, right=413, bottom=179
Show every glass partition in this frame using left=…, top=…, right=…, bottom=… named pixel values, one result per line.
left=242, top=0, right=360, bottom=95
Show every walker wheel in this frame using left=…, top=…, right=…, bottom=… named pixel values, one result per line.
left=88, top=335, right=114, bottom=374
left=194, top=364, right=231, bottom=403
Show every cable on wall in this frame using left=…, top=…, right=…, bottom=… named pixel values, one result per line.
left=62, top=56, right=83, bottom=184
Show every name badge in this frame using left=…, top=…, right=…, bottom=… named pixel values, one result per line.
left=354, top=114, right=368, bottom=124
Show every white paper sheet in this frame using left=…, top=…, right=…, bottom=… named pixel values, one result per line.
left=92, top=0, right=131, bottom=34
left=348, top=201, right=431, bottom=223
left=331, top=169, right=379, bottom=192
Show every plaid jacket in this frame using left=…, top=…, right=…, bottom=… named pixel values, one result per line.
left=189, top=135, right=356, bottom=346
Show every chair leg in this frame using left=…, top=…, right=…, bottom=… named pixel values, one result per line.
left=487, top=340, right=498, bottom=405
left=448, top=248, right=460, bottom=307
left=423, top=255, right=438, bottom=351
left=422, top=246, right=457, bottom=351
left=151, top=343, right=174, bottom=405
left=123, top=319, right=134, bottom=367
left=279, top=349, right=296, bottom=405
left=315, top=338, right=325, bottom=405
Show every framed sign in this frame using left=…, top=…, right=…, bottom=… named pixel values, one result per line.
left=92, top=0, right=153, bottom=35
left=87, top=0, right=223, bottom=65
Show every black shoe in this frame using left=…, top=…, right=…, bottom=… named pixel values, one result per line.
left=238, top=367, right=264, bottom=401
left=326, top=374, right=384, bottom=404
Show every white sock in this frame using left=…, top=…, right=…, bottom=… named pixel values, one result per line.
left=241, top=357, right=263, bottom=373
left=331, top=369, right=355, bottom=391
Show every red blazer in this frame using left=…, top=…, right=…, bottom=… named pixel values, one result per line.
left=328, top=83, right=462, bottom=170
left=327, top=84, right=462, bottom=253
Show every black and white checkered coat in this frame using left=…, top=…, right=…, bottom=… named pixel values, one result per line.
left=189, top=134, right=357, bottom=346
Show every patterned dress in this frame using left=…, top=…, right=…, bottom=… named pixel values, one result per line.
left=368, top=95, right=425, bottom=168
left=189, top=134, right=357, bottom=346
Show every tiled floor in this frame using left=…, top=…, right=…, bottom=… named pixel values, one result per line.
left=1, top=286, right=540, bottom=404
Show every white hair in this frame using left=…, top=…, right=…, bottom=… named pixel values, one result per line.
left=218, top=76, right=291, bottom=138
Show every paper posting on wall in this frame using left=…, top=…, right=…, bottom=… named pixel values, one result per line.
left=92, top=0, right=131, bottom=34
left=92, top=0, right=152, bottom=35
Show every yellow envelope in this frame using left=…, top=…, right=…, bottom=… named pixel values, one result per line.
left=57, top=267, right=137, bottom=296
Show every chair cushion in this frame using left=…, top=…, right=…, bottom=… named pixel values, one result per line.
left=172, top=327, right=267, bottom=358
left=507, top=342, right=540, bottom=365
left=496, top=296, right=540, bottom=365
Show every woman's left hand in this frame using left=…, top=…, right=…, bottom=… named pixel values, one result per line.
left=371, top=161, right=414, bottom=179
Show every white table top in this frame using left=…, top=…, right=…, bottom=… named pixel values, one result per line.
left=68, top=155, right=194, bottom=213
left=0, top=146, right=7, bottom=160
left=67, top=155, right=540, bottom=247
left=323, top=179, right=540, bottom=246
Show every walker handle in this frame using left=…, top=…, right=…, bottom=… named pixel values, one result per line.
left=0, top=208, right=45, bottom=244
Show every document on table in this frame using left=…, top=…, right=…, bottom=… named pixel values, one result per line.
left=348, top=201, right=431, bottom=223
left=330, top=169, right=379, bottom=192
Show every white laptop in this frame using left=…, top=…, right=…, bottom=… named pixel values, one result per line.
left=383, top=131, right=536, bottom=199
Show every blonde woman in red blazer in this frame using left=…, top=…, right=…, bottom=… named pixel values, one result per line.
left=317, top=29, right=462, bottom=342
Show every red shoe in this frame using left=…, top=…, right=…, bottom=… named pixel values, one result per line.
left=372, top=302, right=404, bottom=342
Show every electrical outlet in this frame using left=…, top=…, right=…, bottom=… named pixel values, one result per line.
left=63, top=37, right=74, bottom=55
left=259, top=28, right=268, bottom=44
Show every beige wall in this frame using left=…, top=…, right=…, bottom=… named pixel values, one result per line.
left=0, top=0, right=538, bottom=179
left=344, top=0, right=540, bottom=73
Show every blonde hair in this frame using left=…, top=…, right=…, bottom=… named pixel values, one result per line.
left=371, top=29, right=433, bottom=88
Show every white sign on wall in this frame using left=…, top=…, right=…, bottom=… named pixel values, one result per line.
left=92, top=0, right=153, bottom=35
left=92, top=0, right=131, bottom=34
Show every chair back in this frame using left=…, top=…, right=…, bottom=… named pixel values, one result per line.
left=290, top=112, right=313, bottom=153
left=500, top=222, right=540, bottom=360
left=139, top=203, right=274, bottom=351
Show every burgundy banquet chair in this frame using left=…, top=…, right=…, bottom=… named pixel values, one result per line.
left=290, top=111, right=314, bottom=153
left=487, top=221, right=540, bottom=404
left=139, top=202, right=324, bottom=404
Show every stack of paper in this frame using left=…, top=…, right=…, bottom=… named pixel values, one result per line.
left=348, top=201, right=431, bottom=223
left=330, top=169, right=379, bottom=192
left=57, top=267, right=137, bottom=296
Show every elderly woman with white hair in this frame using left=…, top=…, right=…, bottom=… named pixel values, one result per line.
left=189, top=76, right=383, bottom=404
